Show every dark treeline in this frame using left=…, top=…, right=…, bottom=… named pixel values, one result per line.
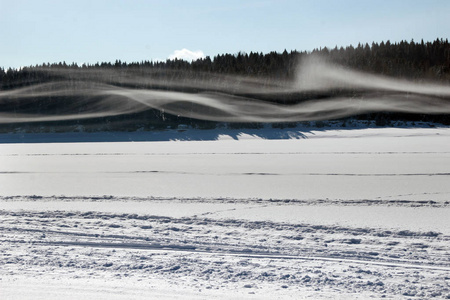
left=2, top=38, right=450, bottom=85
left=1, top=38, right=450, bottom=132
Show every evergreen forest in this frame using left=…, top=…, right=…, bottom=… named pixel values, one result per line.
left=1, top=39, right=450, bottom=132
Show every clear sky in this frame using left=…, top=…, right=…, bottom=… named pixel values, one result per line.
left=1, top=0, right=449, bottom=69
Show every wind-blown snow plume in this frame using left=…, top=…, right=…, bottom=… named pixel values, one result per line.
left=1, top=56, right=450, bottom=124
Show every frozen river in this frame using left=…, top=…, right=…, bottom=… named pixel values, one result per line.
left=1, top=127, right=449, bottom=299
left=1, top=127, right=449, bottom=201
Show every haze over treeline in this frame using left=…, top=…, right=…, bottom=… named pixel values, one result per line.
left=1, top=39, right=450, bottom=132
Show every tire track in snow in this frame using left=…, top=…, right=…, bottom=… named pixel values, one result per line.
left=2, top=237, right=449, bottom=272
left=2, top=170, right=450, bottom=177
left=2, top=151, right=450, bottom=157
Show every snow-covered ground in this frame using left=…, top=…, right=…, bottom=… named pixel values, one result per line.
left=1, top=126, right=449, bottom=299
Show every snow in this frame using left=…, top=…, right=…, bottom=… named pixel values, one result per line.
left=1, top=126, right=449, bottom=299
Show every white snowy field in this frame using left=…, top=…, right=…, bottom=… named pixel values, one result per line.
left=1, top=126, right=449, bottom=299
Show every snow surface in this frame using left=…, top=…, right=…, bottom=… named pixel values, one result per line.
left=1, top=126, right=449, bottom=299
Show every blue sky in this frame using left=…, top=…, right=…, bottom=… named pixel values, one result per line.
left=1, top=0, right=449, bottom=69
